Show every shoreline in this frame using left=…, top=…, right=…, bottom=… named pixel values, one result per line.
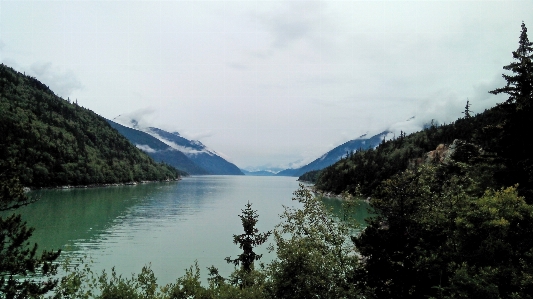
left=24, top=177, right=181, bottom=192
left=305, top=184, right=371, bottom=203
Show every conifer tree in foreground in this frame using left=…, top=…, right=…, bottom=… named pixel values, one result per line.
left=225, top=202, right=271, bottom=273
left=489, top=22, right=533, bottom=197
left=490, top=21, right=533, bottom=109
left=0, top=165, right=61, bottom=298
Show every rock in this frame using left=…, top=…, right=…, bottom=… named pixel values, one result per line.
left=448, top=139, right=481, bottom=163
left=425, top=139, right=482, bottom=165
left=425, top=143, right=450, bottom=164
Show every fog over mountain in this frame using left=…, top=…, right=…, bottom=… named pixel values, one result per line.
left=109, top=116, right=243, bottom=175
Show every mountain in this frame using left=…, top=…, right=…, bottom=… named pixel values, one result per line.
left=106, top=120, right=208, bottom=175
left=111, top=117, right=243, bottom=175
left=0, top=64, right=179, bottom=187
left=276, top=131, right=389, bottom=177
left=241, top=169, right=276, bottom=176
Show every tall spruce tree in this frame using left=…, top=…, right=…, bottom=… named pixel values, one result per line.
left=225, top=202, right=271, bottom=273
left=488, top=22, right=533, bottom=198
left=462, top=100, right=472, bottom=118
left=490, top=22, right=533, bottom=109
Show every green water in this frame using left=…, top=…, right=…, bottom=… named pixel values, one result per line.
left=2, top=176, right=370, bottom=284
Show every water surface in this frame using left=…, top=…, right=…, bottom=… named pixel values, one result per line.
left=5, top=176, right=370, bottom=284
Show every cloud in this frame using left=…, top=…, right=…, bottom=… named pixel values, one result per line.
left=254, top=1, right=330, bottom=55
left=470, top=74, right=508, bottom=110
left=228, top=63, right=249, bottom=71
left=29, top=62, right=83, bottom=98
left=113, top=107, right=157, bottom=129
left=179, top=130, right=215, bottom=141
left=135, top=144, right=157, bottom=153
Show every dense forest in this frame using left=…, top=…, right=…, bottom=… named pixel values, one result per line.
left=0, top=64, right=180, bottom=188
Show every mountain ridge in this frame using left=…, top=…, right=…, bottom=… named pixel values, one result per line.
left=109, top=117, right=243, bottom=175
left=276, top=131, right=389, bottom=177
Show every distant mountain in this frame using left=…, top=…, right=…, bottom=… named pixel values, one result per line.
left=276, top=131, right=390, bottom=177
left=107, top=120, right=208, bottom=175
left=0, top=64, right=179, bottom=187
left=110, top=118, right=243, bottom=175
left=241, top=169, right=276, bottom=176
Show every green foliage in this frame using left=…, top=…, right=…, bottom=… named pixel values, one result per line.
left=225, top=202, right=271, bottom=275
left=265, top=185, right=361, bottom=299
left=0, top=214, right=61, bottom=299
left=1, top=162, right=35, bottom=211
left=353, top=161, right=533, bottom=298
left=0, top=170, right=60, bottom=299
left=297, top=169, right=322, bottom=183
left=0, top=64, right=179, bottom=188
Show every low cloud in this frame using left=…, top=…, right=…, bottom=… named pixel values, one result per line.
left=113, top=107, right=157, bottom=129
left=180, top=130, right=215, bottom=141
left=29, top=62, right=83, bottom=98
left=135, top=144, right=157, bottom=153
left=470, top=74, right=508, bottom=111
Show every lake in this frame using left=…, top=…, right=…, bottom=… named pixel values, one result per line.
left=4, top=175, right=370, bottom=285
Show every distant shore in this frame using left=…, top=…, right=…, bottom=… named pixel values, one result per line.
left=24, top=178, right=181, bottom=192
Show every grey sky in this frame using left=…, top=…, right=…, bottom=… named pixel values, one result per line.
left=0, top=1, right=530, bottom=169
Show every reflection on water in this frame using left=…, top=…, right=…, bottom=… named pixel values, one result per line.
left=3, top=176, right=371, bottom=285
left=3, top=184, right=172, bottom=253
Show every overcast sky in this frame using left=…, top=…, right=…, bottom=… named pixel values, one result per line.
left=1, top=1, right=531, bottom=170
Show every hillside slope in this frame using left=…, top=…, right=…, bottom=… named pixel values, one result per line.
left=0, top=64, right=179, bottom=187
left=277, top=132, right=388, bottom=177
left=112, top=116, right=243, bottom=175
left=313, top=106, right=513, bottom=196
left=107, top=120, right=208, bottom=175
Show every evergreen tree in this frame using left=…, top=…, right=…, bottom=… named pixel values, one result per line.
left=488, top=22, right=533, bottom=199
left=225, top=202, right=271, bottom=273
left=462, top=100, right=472, bottom=118
left=0, top=165, right=61, bottom=298
left=490, top=22, right=533, bottom=110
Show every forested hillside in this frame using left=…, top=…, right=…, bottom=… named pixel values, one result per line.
left=0, top=64, right=179, bottom=188
left=277, top=131, right=387, bottom=177
left=312, top=107, right=508, bottom=196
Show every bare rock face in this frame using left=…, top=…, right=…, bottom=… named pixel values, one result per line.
left=425, top=143, right=450, bottom=164
left=425, top=139, right=482, bottom=164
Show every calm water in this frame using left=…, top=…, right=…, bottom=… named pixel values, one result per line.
left=4, top=176, right=370, bottom=285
